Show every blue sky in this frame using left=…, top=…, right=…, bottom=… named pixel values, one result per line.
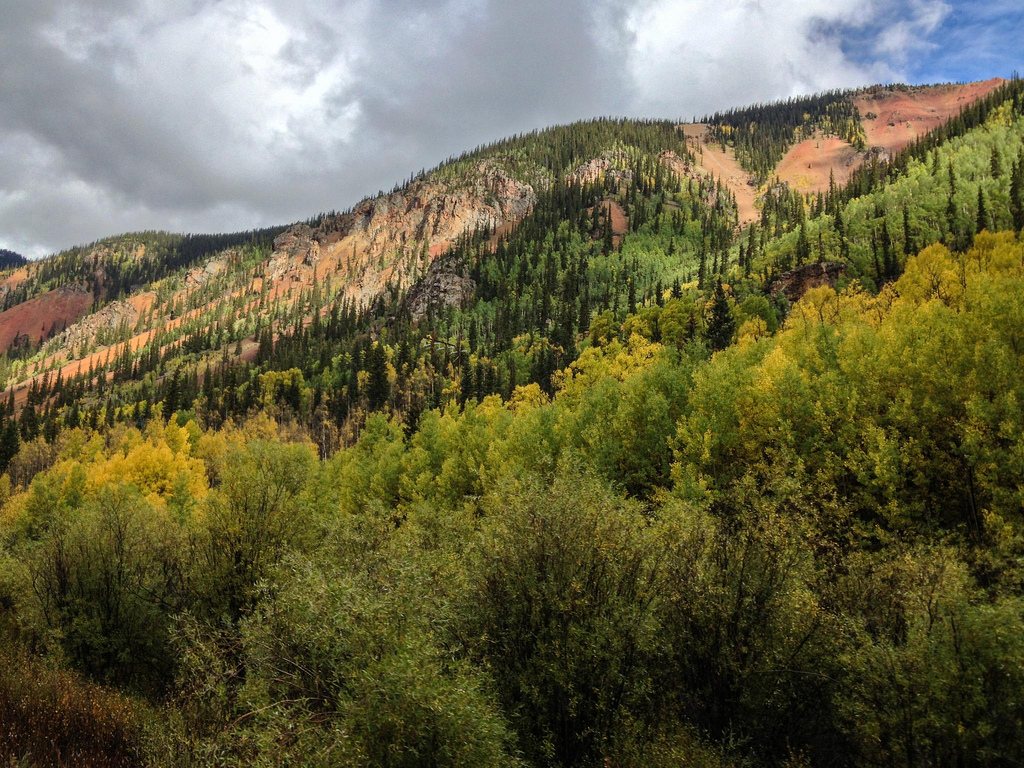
left=843, top=0, right=1024, bottom=84
left=915, top=0, right=1024, bottom=82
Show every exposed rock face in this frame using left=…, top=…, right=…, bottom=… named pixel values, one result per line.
left=55, top=298, right=140, bottom=351
left=567, top=153, right=633, bottom=186
left=656, top=150, right=685, bottom=174
left=405, top=254, right=476, bottom=320
left=267, top=159, right=536, bottom=305
left=184, top=255, right=229, bottom=289
left=56, top=282, right=91, bottom=298
left=770, top=261, right=846, bottom=302
left=340, top=160, right=536, bottom=252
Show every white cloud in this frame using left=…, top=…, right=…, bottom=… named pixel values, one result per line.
left=0, top=0, right=973, bottom=258
left=874, top=0, right=950, bottom=64
left=623, top=0, right=895, bottom=117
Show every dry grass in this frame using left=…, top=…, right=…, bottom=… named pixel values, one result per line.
left=0, top=651, right=143, bottom=768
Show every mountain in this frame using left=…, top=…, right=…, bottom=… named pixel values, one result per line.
left=1, top=75, right=1024, bottom=767
left=0, top=78, right=1014, bottom=432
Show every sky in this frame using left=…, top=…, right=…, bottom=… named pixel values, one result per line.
left=1, top=0, right=1021, bottom=259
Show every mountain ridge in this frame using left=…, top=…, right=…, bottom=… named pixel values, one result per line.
left=0, top=76, right=1017, bottom=420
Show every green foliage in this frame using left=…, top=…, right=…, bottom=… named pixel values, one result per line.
left=3, top=81, right=1024, bottom=767
left=165, top=553, right=519, bottom=767
left=706, top=89, right=866, bottom=180
left=29, top=484, right=186, bottom=692
left=197, top=439, right=319, bottom=622
left=460, top=472, right=663, bottom=766
left=833, top=548, right=1024, bottom=764
left=679, top=233, right=1024, bottom=537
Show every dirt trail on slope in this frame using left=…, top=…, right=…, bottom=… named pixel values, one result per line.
left=680, top=124, right=759, bottom=225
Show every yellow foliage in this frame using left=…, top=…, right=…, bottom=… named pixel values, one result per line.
left=556, top=333, right=662, bottom=404
left=737, top=317, right=769, bottom=345
left=897, top=243, right=963, bottom=307
left=509, top=383, right=548, bottom=412
left=85, top=435, right=208, bottom=509
left=259, top=368, right=306, bottom=411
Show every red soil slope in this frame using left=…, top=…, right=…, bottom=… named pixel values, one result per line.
left=855, top=78, right=1005, bottom=154
left=777, top=79, right=1005, bottom=194
left=0, top=288, right=92, bottom=352
left=776, top=134, right=863, bottom=194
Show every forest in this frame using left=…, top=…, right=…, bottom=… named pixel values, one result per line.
left=0, top=249, right=26, bottom=271
left=0, top=77, right=1023, bottom=767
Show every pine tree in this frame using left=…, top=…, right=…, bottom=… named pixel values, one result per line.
left=796, top=222, right=810, bottom=267
left=366, top=342, right=390, bottom=412
left=746, top=223, right=757, bottom=269
left=977, top=186, right=989, bottom=234
left=903, top=205, right=915, bottom=256
left=881, top=219, right=897, bottom=281
left=602, top=206, right=614, bottom=254
left=19, top=404, right=38, bottom=441
left=706, top=281, right=735, bottom=352
left=1012, top=159, right=1024, bottom=232
left=871, top=231, right=883, bottom=284
left=0, top=418, right=18, bottom=473
left=991, top=146, right=1003, bottom=179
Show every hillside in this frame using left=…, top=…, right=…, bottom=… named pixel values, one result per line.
left=0, top=74, right=1023, bottom=767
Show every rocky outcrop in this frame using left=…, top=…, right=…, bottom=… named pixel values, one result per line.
left=184, top=254, right=229, bottom=289
left=266, top=159, right=536, bottom=304
left=770, top=261, right=846, bottom=302
left=567, top=153, right=633, bottom=187
left=405, top=254, right=476, bottom=320
left=339, top=160, right=536, bottom=251
left=54, top=298, right=140, bottom=351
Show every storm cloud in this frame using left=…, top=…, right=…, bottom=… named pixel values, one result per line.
left=0, top=0, right=1016, bottom=257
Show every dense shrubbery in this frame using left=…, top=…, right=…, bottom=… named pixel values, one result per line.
left=3, top=232, right=1024, bottom=765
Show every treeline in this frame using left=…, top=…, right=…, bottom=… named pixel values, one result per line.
left=705, top=89, right=865, bottom=180
left=0, top=248, right=27, bottom=270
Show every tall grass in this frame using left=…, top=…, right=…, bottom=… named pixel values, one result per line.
left=0, top=651, right=143, bottom=768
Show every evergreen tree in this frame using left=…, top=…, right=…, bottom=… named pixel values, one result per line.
left=366, top=343, right=390, bottom=412
left=602, top=206, right=614, bottom=254
left=796, top=222, right=810, bottom=266
left=0, top=417, right=18, bottom=472
left=881, top=219, right=897, bottom=281
left=1012, top=159, right=1024, bottom=232
left=903, top=205, right=915, bottom=256
left=706, top=281, right=735, bottom=352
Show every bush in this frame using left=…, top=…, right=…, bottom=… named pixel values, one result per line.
left=165, top=554, right=519, bottom=767
left=0, top=649, right=144, bottom=768
left=28, top=484, right=187, bottom=693
left=460, top=470, right=664, bottom=766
